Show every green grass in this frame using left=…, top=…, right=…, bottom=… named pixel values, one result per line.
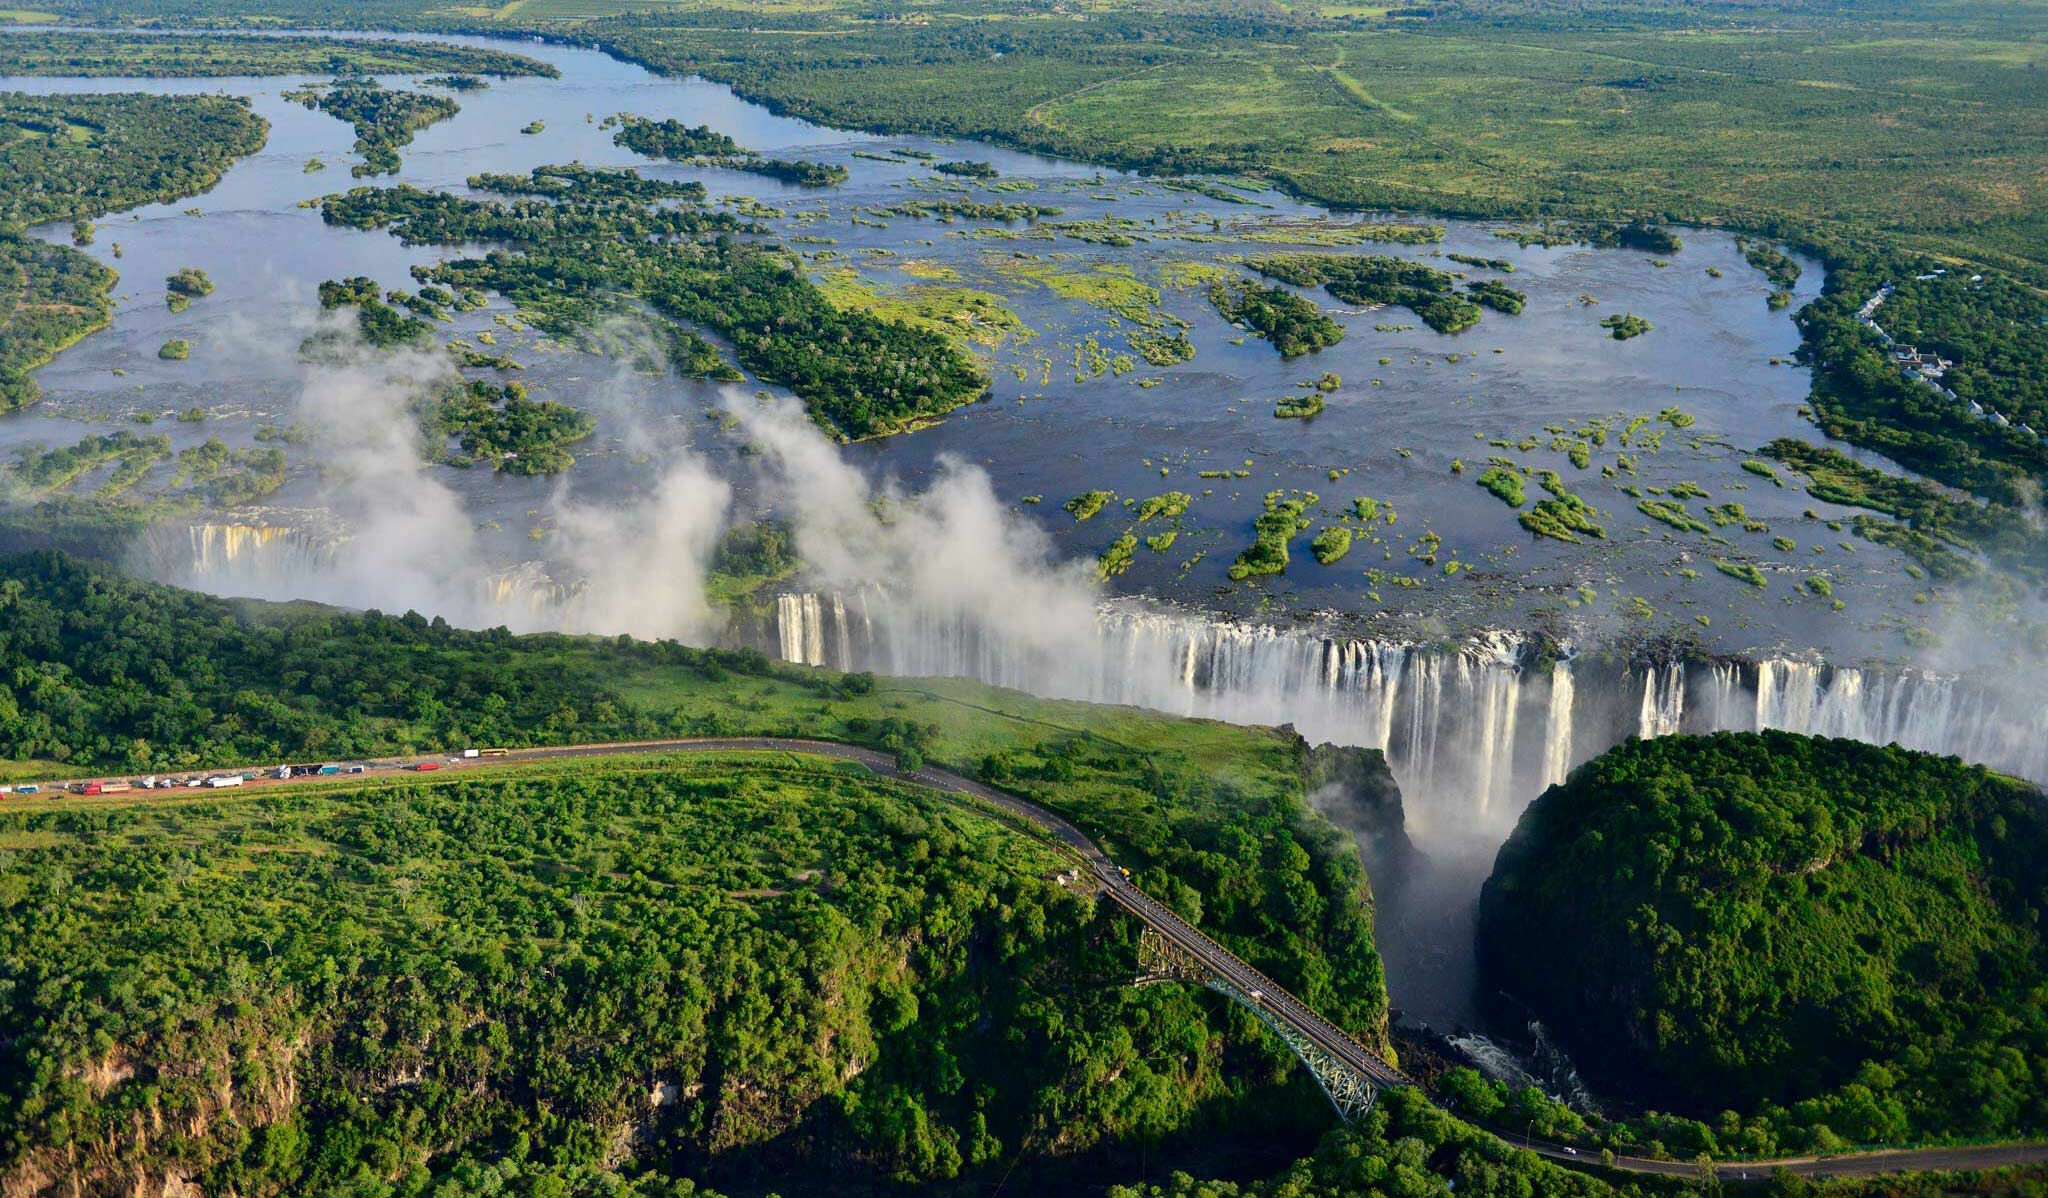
left=592, top=8, right=2048, bottom=268
left=0, top=32, right=555, bottom=77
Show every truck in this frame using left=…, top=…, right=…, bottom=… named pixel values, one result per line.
left=206, top=775, right=244, bottom=788
left=83, top=781, right=133, bottom=796
left=318, top=765, right=341, bottom=775
left=462, top=748, right=481, bottom=759
left=411, top=762, right=442, bottom=772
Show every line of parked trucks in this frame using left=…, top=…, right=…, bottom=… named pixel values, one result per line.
left=0, top=748, right=512, bottom=798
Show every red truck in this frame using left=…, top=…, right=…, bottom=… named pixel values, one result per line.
left=411, top=762, right=442, bottom=772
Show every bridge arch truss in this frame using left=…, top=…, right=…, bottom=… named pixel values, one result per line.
left=1137, top=928, right=1385, bottom=1120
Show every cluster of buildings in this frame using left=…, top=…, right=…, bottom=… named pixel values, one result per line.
left=1853, top=280, right=2044, bottom=445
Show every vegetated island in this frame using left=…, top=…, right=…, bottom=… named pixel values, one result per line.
left=1209, top=277, right=1345, bottom=357
left=287, top=78, right=462, bottom=177
left=0, top=93, right=267, bottom=410
left=320, top=166, right=984, bottom=440
left=1479, top=730, right=2048, bottom=1155
left=0, top=32, right=557, bottom=78
left=1246, top=254, right=1514, bottom=335
left=1600, top=312, right=1652, bottom=340
left=612, top=114, right=849, bottom=186
left=163, top=265, right=213, bottom=312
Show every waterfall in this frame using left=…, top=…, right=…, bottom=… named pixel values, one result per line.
left=1701, top=662, right=1747, bottom=732
left=769, top=589, right=2048, bottom=843
left=1541, top=663, right=1574, bottom=788
left=1636, top=663, right=1686, bottom=739
left=153, top=515, right=578, bottom=630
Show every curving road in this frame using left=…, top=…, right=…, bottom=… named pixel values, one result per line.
left=38, top=738, right=2048, bottom=1179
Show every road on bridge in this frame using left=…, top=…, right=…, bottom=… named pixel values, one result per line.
left=32, top=738, right=2048, bottom=1181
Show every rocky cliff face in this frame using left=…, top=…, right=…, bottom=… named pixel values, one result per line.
left=1302, top=740, right=1414, bottom=881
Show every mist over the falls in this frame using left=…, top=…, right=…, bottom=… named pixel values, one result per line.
left=129, top=315, right=2048, bottom=1033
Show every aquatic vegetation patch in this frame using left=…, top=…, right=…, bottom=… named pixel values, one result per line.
left=1519, top=471, right=1606, bottom=543
left=1463, top=279, right=1525, bottom=315
left=1272, top=393, right=1325, bottom=419
left=1476, top=465, right=1526, bottom=507
left=1715, top=559, right=1768, bottom=588
left=1639, top=498, right=1711, bottom=534
left=1136, top=491, right=1192, bottom=522
left=1447, top=253, right=1513, bottom=273
left=987, top=256, right=1162, bottom=325
left=1097, top=532, right=1138, bottom=579
left=1063, top=490, right=1114, bottom=520
left=1599, top=313, right=1653, bottom=340
left=1177, top=219, right=1442, bottom=247
left=1227, top=490, right=1317, bottom=581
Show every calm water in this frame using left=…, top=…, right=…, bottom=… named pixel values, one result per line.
left=6, top=32, right=1976, bottom=665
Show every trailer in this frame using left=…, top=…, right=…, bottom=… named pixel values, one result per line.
left=462, top=748, right=481, bottom=759
left=478, top=747, right=511, bottom=758
left=206, top=775, right=244, bottom=788
left=318, top=765, right=341, bottom=775
left=83, top=781, right=133, bottom=796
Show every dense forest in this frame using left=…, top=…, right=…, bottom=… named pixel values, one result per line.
left=0, top=757, right=1342, bottom=1194
left=1479, top=732, right=2048, bottom=1151
left=612, top=116, right=847, bottom=185
left=0, top=92, right=266, bottom=227
left=0, top=549, right=1391, bottom=1051
left=0, top=32, right=554, bottom=77
left=0, top=236, right=113, bottom=413
left=1791, top=237, right=2048, bottom=502
left=321, top=169, right=986, bottom=439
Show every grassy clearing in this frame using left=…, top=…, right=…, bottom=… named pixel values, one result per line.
left=813, top=266, right=1033, bottom=350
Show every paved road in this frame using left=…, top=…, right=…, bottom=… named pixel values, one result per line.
left=1516, top=1137, right=2048, bottom=1179
left=31, top=740, right=2048, bottom=1180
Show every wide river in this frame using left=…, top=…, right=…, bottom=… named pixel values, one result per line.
left=13, top=31, right=1937, bottom=648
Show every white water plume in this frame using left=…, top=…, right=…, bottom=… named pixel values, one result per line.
left=727, top=392, right=1101, bottom=675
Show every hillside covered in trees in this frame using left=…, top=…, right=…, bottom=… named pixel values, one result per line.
left=1478, top=732, right=2048, bottom=1150
left=0, top=755, right=1356, bottom=1195
left=0, top=549, right=1392, bottom=1062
